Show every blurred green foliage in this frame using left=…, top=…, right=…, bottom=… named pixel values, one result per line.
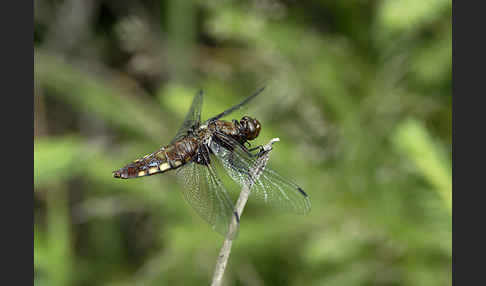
left=34, top=0, right=451, bottom=285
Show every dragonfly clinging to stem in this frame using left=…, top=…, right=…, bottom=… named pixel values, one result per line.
left=113, top=87, right=311, bottom=236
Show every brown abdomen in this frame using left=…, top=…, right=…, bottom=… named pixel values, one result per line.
left=113, top=138, right=198, bottom=179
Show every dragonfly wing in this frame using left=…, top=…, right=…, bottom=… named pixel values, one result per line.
left=170, top=90, right=204, bottom=144
left=207, top=87, right=265, bottom=122
left=175, top=145, right=237, bottom=237
left=209, top=133, right=311, bottom=215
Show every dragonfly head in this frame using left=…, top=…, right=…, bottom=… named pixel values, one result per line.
left=239, top=116, right=261, bottom=140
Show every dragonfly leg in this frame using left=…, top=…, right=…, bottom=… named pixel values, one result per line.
left=247, top=145, right=267, bottom=158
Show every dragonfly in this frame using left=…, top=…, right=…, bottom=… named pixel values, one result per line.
left=113, top=87, right=311, bottom=236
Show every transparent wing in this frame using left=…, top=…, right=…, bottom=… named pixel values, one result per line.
left=170, top=90, right=203, bottom=144
left=175, top=147, right=236, bottom=237
left=207, top=87, right=265, bottom=122
left=209, top=133, right=311, bottom=214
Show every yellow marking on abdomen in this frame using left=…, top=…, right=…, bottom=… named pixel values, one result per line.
left=155, top=151, right=166, bottom=159
left=173, top=160, right=182, bottom=167
left=148, top=167, right=158, bottom=174
left=159, top=162, right=171, bottom=171
left=138, top=171, right=147, bottom=177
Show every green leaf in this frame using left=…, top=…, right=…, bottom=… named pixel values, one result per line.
left=392, top=119, right=452, bottom=211
left=34, top=136, right=84, bottom=188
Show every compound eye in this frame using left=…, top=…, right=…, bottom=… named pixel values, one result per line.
left=247, top=122, right=255, bottom=133
left=244, top=118, right=261, bottom=140
left=253, top=119, right=261, bottom=134
left=254, top=119, right=261, bottom=133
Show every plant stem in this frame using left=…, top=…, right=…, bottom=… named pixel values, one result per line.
left=210, top=138, right=280, bottom=286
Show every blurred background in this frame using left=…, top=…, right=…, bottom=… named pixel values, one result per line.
left=34, top=0, right=451, bottom=285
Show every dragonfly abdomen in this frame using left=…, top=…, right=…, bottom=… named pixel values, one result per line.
left=113, top=138, right=199, bottom=179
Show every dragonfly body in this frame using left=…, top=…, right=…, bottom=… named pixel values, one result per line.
left=113, top=117, right=261, bottom=179
left=113, top=88, right=310, bottom=236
